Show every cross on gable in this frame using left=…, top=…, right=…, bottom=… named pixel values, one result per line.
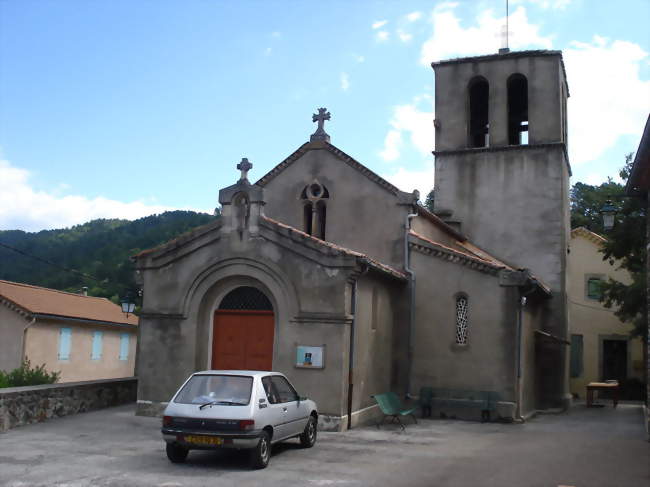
left=310, top=107, right=331, bottom=142
left=237, top=157, right=253, bottom=181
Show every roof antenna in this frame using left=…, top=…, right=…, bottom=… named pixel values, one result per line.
left=499, top=0, right=510, bottom=54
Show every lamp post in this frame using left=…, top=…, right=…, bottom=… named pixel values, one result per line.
left=121, top=293, right=136, bottom=318
left=600, top=199, right=617, bottom=231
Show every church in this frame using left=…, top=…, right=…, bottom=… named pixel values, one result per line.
left=133, top=49, right=571, bottom=430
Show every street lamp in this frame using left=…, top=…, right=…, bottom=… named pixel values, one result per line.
left=121, top=293, right=136, bottom=317
left=600, top=199, right=617, bottom=231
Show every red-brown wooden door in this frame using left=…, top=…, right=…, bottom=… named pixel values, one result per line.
left=211, top=310, right=274, bottom=371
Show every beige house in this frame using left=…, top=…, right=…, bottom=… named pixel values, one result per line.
left=568, top=228, right=644, bottom=398
left=0, top=280, right=138, bottom=382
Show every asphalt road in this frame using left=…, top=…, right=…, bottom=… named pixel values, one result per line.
left=0, top=402, right=648, bottom=487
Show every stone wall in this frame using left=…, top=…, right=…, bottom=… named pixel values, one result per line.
left=0, top=377, right=137, bottom=432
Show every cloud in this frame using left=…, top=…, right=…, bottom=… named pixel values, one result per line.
left=380, top=103, right=434, bottom=161
left=372, top=20, right=388, bottom=30
left=376, top=31, right=390, bottom=42
left=340, top=72, right=350, bottom=92
left=565, top=37, right=650, bottom=165
left=382, top=163, right=435, bottom=198
left=271, top=31, right=281, bottom=38
left=379, top=130, right=403, bottom=162
left=264, top=47, right=272, bottom=56
left=512, top=0, right=572, bottom=9
left=354, top=54, right=365, bottom=63
left=0, top=156, right=202, bottom=232
left=397, top=30, right=413, bottom=43
left=420, top=5, right=552, bottom=64
left=406, top=11, right=422, bottom=22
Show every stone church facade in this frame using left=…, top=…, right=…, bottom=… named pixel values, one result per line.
left=134, top=50, right=571, bottom=430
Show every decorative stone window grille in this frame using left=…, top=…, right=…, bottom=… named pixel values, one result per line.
left=455, top=295, right=469, bottom=345
left=301, top=181, right=329, bottom=239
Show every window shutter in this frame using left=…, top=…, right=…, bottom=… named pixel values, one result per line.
left=570, top=334, right=583, bottom=378
left=119, top=333, right=130, bottom=361
left=91, top=331, right=103, bottom=360
left=58, top=328, right=72, bottom=360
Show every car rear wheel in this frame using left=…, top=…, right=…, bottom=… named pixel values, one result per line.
left=299, top=416, right=317, bottom=448
left=250, top=431, right=271, bottom=469
left=166, top=443, right=189, bottom=463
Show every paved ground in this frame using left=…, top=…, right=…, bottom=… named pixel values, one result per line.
left=0, top=402, right=648, bottom=487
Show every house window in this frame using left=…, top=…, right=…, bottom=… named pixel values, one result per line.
left=570, top=334, right=583, bottom=378
left=586, top=277, right=603, bottom=300
left=91, top=331, right=103, bottom=360
left=507, top=74, right=528, bottom=145
left=468, top=77, right=489, bottom=148
left=58, top=327, right=72, bottom=360
left=455, top=295, right=469, bottom=345
left=119, top=333, right=130, bottom=361
left=301, top=182, right=329, bottom=239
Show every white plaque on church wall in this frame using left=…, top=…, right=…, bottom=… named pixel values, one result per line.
left=295, top=345, right=325, bottom=369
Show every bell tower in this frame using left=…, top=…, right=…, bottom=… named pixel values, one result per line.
left=432, top=50, right=571, bottom=409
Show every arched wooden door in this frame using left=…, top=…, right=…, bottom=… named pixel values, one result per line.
left=211, top=286, right=274, bottom=371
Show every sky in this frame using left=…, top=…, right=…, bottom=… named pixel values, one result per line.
left=1, top=0, right=649, bottom=232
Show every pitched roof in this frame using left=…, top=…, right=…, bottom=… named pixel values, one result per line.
left=261, top=216, right=408, bottom=281
left=255, top=140, right=404, bottom=196
left=571, top=227, right=607, bottom=245
left=0, top=280, right=138, bottom=326
left=409, top=230, right=509, bottom=273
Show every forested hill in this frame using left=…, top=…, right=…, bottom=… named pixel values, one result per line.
left=0, top=211, right=217, bottom=303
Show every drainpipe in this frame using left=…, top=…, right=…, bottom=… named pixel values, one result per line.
left=515, top=285, right=536, bottom=422
left=347, top=265, right=368, bottom=430
left=404, top=209, right=418, bottom=397
left=21, top=315, right=37, bottom=363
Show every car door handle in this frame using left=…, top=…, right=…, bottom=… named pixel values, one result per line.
left=282, top=407, right=287, bottom=412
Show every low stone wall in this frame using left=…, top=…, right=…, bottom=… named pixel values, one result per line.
left=0, top=377, right=137, bottom=432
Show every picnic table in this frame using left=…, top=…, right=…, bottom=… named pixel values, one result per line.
left=586, top=381, right=619, bottom=408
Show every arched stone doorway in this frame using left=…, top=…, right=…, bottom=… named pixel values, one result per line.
left=211, top=286, right=274, bottom=371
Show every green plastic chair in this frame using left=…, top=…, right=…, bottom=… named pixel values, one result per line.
left=371, top=392, right=418, bottom=430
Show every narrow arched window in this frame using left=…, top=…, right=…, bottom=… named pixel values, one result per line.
left=468, top=77, right=489, bottom=148
left=301, top=182, right=329, bottom=239
left=507, top=74, right=528, bottom=145
left=455, top=295, right=469, bottom=345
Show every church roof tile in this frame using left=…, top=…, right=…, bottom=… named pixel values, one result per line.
left=255, top=140, right=403, bottom=196
left=261, top=216, right=408, bottom=281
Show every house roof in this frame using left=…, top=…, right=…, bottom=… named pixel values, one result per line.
left=255, top=140, right=405, bottom=197
left=571, top=227, right=607, bottom=245
left=261, top=216, right=408, bottom=281
left=626, top=114, right=650, bottom=195
left=0, top=280, right=138, bottom=326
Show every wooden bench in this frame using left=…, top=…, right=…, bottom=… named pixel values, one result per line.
left=420, top=387, right=500, bottom=422
left=371, top=392, right=418, bottom=430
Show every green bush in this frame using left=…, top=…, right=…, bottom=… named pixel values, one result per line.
left=0, top=359, right=60, bottom=388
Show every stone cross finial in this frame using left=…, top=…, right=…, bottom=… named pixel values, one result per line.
left=237, top=157, right=253, bottom=182
left=310, top=107, right=331, bottom=142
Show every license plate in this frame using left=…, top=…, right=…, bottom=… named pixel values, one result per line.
left=183, top=435, right=223, bottom=446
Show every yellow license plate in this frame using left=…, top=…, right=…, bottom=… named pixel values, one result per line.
left=183, top=435, right=223, bottom=446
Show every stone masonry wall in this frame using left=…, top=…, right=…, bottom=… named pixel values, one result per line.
left=0, top=377, right=137, bottom=432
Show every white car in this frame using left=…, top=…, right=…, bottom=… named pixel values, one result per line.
left=161, top=370, right=318, bottom=469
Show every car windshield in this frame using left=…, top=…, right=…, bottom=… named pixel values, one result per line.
left=174, top=375, right=253, bottom=406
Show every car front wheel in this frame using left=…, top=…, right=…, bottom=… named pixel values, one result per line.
left=250, top=431, right=271, bottom=469
left=166, top=443, right=189, bottom=463
left=299, top=416, right=317, bottom=448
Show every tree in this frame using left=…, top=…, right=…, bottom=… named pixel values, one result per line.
left=599, top=154, right=647, bottom=342
left=423, top=189, right=435, bottom=213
